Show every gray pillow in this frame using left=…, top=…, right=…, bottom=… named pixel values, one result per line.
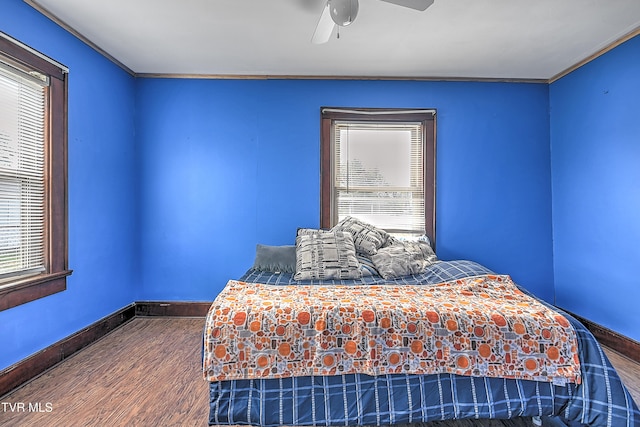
left=331, top=216, right=390, bottom=256
left=294, top=231, right=362, bottom=280
left=387, top=234, right=433, bottom=248
left=371, top=240, right=438, bottom=279
left=252, top=244, right=296, bottom=273
left=296, top=228, right=329, bottom=236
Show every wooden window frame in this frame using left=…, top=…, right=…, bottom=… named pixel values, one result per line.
left=0, top=35, right=71, bottom=311
left=320, top=107, right=437, bottom=247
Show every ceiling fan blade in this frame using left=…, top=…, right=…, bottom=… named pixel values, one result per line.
left=378, top=0, right=434, bottom=11
left=312, top=2, right=335, bottom=44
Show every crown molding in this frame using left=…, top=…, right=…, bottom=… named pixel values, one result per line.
left=135, top=72, right=548, bottom=83
left=549, top=26, right=640, bottom=83
left=24, top=0, right=135, bottom=76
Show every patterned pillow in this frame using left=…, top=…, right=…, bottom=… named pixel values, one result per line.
left=331, top=216, right=390, bottom=256
left=371, top=240, right=438, bottom=279
left=357, top=254, right=380, bottom=277
left=294, top=231, right=362, bottom=280
left=296, top=228, right=379, bottom=276
left=296, top=228, right=329, bottom=236
left=388, top=234, right=433, bottom=248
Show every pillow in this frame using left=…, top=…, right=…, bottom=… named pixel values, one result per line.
left=294, top=231, right=362, bottom=280
left=371, top=240, right=438, bottom=279
left=357, top=254, right=380, bottom=277
left=387, top=234, right=433, bottom=248
left=296, top=228, right=329, bottom=236
left=331, top=216, right=390, bottom=256
left=252, top=244, right=297, bottom=273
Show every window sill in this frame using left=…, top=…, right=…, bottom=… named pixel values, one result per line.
left=0, top=270, right=73, bottom=311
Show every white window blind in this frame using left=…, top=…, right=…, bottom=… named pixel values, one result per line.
left=333, top=121, right=425, bottom=236
left=0, top=62, right=47, bottom=280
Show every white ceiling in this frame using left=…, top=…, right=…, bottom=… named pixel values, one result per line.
left=27, top=0, right=640, bottom=80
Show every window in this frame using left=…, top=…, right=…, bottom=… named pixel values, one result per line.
left=0, top=33, right=70, bottom=311
left=320, top=107, right=436, bottom=244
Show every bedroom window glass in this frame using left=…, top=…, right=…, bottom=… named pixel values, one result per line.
left=0, top=33, right=70, bottom=311
left=321, top=108, right=436, bottom=243
left=0, top=62, right=47, bottom=279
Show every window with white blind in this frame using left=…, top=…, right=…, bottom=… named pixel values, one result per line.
left=0, top=62, right=47, bottom=279
left=321, top=108, right=436, bottom=244
left=0, top=32, right=70, bottom=311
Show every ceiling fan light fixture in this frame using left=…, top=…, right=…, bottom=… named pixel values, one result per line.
left=329, top=0, right=359, bottom=27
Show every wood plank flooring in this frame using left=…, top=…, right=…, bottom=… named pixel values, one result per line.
left=0, top=318, right=208, bottom=427
left=603, top=347, right=640, bottom=404
left=0, top=317, right=638, bottom=427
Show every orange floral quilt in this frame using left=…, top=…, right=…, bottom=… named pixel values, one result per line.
left=203, top=275, right=581, bottom=385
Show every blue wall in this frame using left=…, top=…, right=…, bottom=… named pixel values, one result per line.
left=11, top=0, right=623, bottom=374
left=0, top=0, right=138, bottom=370
left=136, top=78, right=554, bottom=302
left=550, top=35, right=640, bottom=342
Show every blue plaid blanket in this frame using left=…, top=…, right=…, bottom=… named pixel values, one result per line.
left=208, top=261, right=640, bottom=426
left=239, top=259, right=495, bottom=285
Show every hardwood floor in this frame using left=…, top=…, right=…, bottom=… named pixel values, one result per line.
left=603, top=347, right=640, bottom=404
left=0, top=317, right=638, bottom=427
left=0, top=318, right=208, bottom=427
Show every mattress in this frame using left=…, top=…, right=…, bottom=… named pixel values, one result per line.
left=204, top=261, right=640, bottom=426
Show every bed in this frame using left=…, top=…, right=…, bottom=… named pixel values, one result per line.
left=203, top=218, right=640, bottom=427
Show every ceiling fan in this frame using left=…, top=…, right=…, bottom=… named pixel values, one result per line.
left=312, top=0, right=435, bottom=44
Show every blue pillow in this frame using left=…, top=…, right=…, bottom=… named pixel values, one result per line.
left=357, top=254, right=380, bottom=277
